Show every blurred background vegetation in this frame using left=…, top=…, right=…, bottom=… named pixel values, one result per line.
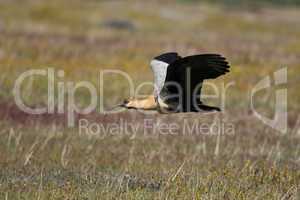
left=179, top=0, right=300, bottom=6
left=0, top=0, right=299, bottom=109
left=0, top=0, right=300, bottom=199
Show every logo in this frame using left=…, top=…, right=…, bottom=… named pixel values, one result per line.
left=250, top=68, right=288, bottom=134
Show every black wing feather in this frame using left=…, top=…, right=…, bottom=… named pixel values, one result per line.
left=178, top=54, right=230, bottom=79
left=161, top=54, right=231, bottom=112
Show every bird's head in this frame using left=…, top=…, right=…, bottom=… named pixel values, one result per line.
left=121, top=98, right=137, bottom=109
left=106, top=98, right=137, bottom=111
left=120, top=96, right=157, bottom=110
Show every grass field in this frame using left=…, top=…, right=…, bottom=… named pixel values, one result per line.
left=0, top=0, right=300, bottom=199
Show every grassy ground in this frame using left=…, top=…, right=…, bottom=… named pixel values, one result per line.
left=0, top=0, right=300, bottom=199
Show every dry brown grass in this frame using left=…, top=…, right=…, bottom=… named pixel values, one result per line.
left=0, top=0, right=300, bottom=199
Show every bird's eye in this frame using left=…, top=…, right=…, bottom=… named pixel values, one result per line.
left=123, top=99, right=129, bottom=104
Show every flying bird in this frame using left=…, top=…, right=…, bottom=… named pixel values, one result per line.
left=120, top=52, right=230, bottom=113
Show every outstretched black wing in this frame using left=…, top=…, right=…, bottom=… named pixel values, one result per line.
left=161, top=54, right=230, bottom=112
